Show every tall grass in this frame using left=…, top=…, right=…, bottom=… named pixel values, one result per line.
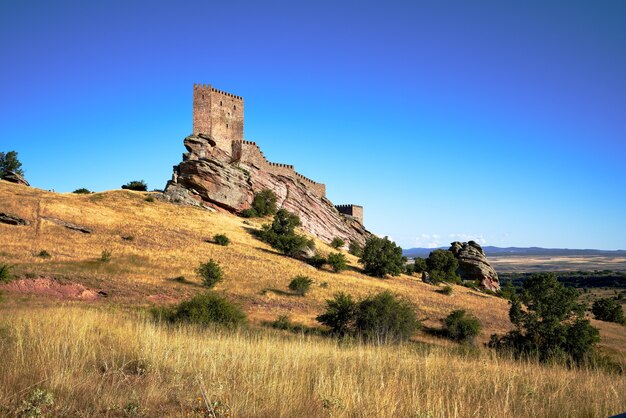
left=0, top=307, right=624, bottom=417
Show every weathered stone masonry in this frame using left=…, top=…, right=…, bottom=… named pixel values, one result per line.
left=334, top=204, right=363, bottom=224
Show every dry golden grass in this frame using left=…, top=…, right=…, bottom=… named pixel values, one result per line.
left=0, top=306, right=625, bottom=417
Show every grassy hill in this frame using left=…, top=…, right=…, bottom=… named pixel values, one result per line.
left=1, top=180, right=626, bottom=416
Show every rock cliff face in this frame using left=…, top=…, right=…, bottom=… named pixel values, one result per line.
left=164, top=134, right=370, bottom=245
left=1, top=170, right=29, bottom=187
left=449, top=241, right=500, bottom=291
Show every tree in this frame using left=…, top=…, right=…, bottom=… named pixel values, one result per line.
left=413, top=258, right=427, bottom=273
left=316, top=292, right=356, bottom=337
left=250, top=189, right=278, bottom=217
left=348, top=241, right=363, bottom=257
left=359, top=236, right=404, bottom=278
left=0, top=150, right=24, bottom=177
left=121, top=180, right=148, bottom=191
left=197, top=259, right=223, bottom=288
left=258, top=209, right=314, bottom=257
left=591, top=297, right=625, bottom=324
left=444, top=310, right=482, bottom=343
left=425, top=250, right=460, bottom=283
left=330, top=237, right=345, bottom=249
left=489, top=273, right=600, bottom=363
left=327, top=252, right=347, bottom=273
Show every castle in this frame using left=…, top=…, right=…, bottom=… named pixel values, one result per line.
left=192, top=83, right=363, bottom=224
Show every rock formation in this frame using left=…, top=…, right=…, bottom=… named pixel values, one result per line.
left=1, top=170, right=29, bottom=186
left=164, top=134, right=370, bottom=245
left=449, top=241, right=500, bottom=291
left=0, top=212, right=30, bottom=226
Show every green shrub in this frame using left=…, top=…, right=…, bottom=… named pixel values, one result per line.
left=213, top=234, right=230, bottom=246
left=437, top=285, right=453, bottom=295
left=271, top=315, right=294, bottom=331
left=144, top=196, right=155, bottom=203
left=348, top=241, right=363, bottom=257
left=289, top=275, right=314, bottom=296
left=241, top=208, right=258, bottom=218
left=121, top=180, right=148, bottom=191
left=258, top=209, right=314, bottom=258
left=168, top=292, right=246, bottom=327
left=37, top=250, right=51, bottom=258
left=0, top=264, right=13, bottom=283
left=330, top=237, right=345, bottom=249
left=359, top=236, right=404, bottom=278
left=197, top=259, right=223, bottom=288
left=591, top=297, right=625, bottom=324
left=489, top=273, right=600, bottom=364
left=308, top=254, right=327, bottom=269
left=250, top=189, right=278, bottom=217
left=425, top=250, right=460, bottom=283
left=327, top=252, right=347, bottom=273
left=17, top=388, right=54, bottom=417
left=100, top=249, right=112, bottom=262
left=72, top=188, right=91, bottom=194
left=354, top=291, right=420, bottom=343
left=444, top=310, right=482, bottom=343
left=316, top=292, right=356, bottom=337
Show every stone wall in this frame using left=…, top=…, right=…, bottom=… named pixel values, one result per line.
left=335, top=204, right=364, bottom=224
left=193, top=84, right=244, bottom=151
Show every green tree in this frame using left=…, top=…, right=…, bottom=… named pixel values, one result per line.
left=348, top=241, right=363, bottom=257
left=250, top=189, right=278, bottom=217
left=330, top=237, right=345, bottom=249
left=258, top=209, right=314, bottom=257
left=0, top=150, right=24, bottom=177
left=591, top=297, right=625, bottom=324
left=444, top=310, right=482, bottom=343
left=316, top=292, right=356, bottom=337
left=359, top=236, right=404, bottom=278
left=121, top=180, right=148, bottom=191
left=327, top=252, right=347, bottom=273
left=425, top=250, right=460, bottom=283
left=197, top=259, right=223, bottom=288
left=489, top=273, right=600, bottom=363
left=413, top=257, right=427, bottom=273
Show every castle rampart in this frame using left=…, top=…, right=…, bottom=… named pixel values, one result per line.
left=335, top=204, right=364, bottom=224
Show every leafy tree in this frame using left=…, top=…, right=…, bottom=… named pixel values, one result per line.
left=250, top=189, right=278, bottom=217
left=73, top=188, right=92, bottom=194
left=591, top=297, right=625, bottom=324
left=354, top=291, right=420, bottom=343
left=425, top=250, right=460, bottom=283
left=258, top=209, right=314, bottom=257
left=330, top=237, right=345, bottom=249
left=444, top=310, right=482, bottom=343
left=316, top=292, right=356, bottom=337
left=288, top=275, right=314, bottom=296
left=359, top=236, right=404, bottom=278
left=121, top=180, right=148, bottom=191
left=489, top=273, right=600, bottom=363
left=197, top=259, right=223, bottom=288
left=308, top=254, right=327, bottom=269
left=348, top=241, right=363, bottom=257
left=413, top=258, right=427, bottom=273
left=0, top=150, right=24, bottom=177
left=327, top=252, right=347, bottom=273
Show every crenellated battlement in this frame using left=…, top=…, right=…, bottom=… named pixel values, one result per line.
left=335, top=204, right=364, bottom=224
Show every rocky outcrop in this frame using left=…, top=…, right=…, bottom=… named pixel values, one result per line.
left=449, top=241, right=500, bottom=291
left=1, top=170, right=29, bottom=186
left=0, top=212, right=30, bottom=226
left=164, top=134, right=371, bottom=245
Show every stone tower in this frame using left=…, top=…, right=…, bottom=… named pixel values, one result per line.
left=192, top=84, right=244, bottom=152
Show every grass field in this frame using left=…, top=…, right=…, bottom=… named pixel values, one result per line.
left=1, top=180, right=626, bottom=417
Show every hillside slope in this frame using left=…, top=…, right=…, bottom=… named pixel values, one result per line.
left=1, top=180, right=624, bottom=352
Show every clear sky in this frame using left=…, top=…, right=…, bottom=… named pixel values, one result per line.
left=1, top=0, right=625, bottom=250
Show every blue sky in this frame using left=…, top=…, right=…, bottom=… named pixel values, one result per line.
left=1, top=0, right=625, bottom=250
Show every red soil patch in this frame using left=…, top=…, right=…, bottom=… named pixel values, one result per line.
left=1, top=277, right=99, bottom=301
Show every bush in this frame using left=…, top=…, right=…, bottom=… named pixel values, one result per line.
left=167, top=292, right=246, bottom=327
left=213, top=234, right=231, bottom=246
left=316, top=292, right=356, bottom=337
left=437, top=285, right=453, bottom=295
left=0, top=264, right=13, bottom=283
left=288, top=275, right=314, bottom=296
left=73, top=188, right=91, bottom=194
left=425, top=250, right=460, bottom=283
left=241, top=208, right=258, bottom=218
left=592, top=297, right=625, bottom=324
left=308, top=254, right=327, bottom=269
left=330, top=237, right=345, bottom=249
left=144, top=196, right=155, bottom=203
left=444, top=310, right=481, bottom=343
left=250, top=189, right=278, bottom=217
left=121, top=180, right=148, bottom=191
left=258, top=209, right=314, bottom=258
left=327, top=252, right=347, bottom=273
left=37, top=250, right=51, bottom=258
left=354, top=291, right=420, bottom=343
left=404, top=264, right=415, bottom=275
left=197, top=259, right=223, bottom=288
left=359, top=236, right=404, bottom=278
left=348, top=241, right=363, bottom=257
left=100, top=249, right=112, bottom=262
left=0, top=150, right=24, bottom=178
left=489, top=273, right=600, bottom=364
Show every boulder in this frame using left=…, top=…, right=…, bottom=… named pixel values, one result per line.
left=164, top=134, right=371, bottom=245
left=1, top=170, right=29, bottom=186
left=0, top=212, right=29, bottom=226
left=449, top=241, right=500, bottom=291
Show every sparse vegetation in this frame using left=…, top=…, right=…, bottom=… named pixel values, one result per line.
left=121, top=235, right=134, bottom=241
left=425, top=250, right=461, bottom=283
left=144, top=196, right=155, bottom=202
left=288, top=275, right=313, bottom=296
left=72, top=188, right=91, bottom=194
left=443, top=309, right=482, bottom=343
left=16, top=388, right=54, bottom=417
left=327, top=252, right=347, bottom=273
left=592, top=297, right=625, bottom=325
left=0, top=264, right=12, bottom=283
left=121, top=180, right=148, bottom=191
left=213, top=233, right=231, bottom=246
left=0, top=150, right=24, bottom=178
left=197, top=259, right=223, bottom=288
left=258, top=209, right=314, bottom=257
left=330, top=237, right=345, bottom=249
left=348, top=241, right=363, bottom=257
left=437, top=285, right=453, bottom=295
left=359, top=236, right=404, bottom=278
left=100, top=249, right=112, bottom=262
left=36, top=250, right=51, bottom=258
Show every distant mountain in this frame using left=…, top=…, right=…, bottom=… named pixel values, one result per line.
left=402, top=246, right=626, bottom=258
